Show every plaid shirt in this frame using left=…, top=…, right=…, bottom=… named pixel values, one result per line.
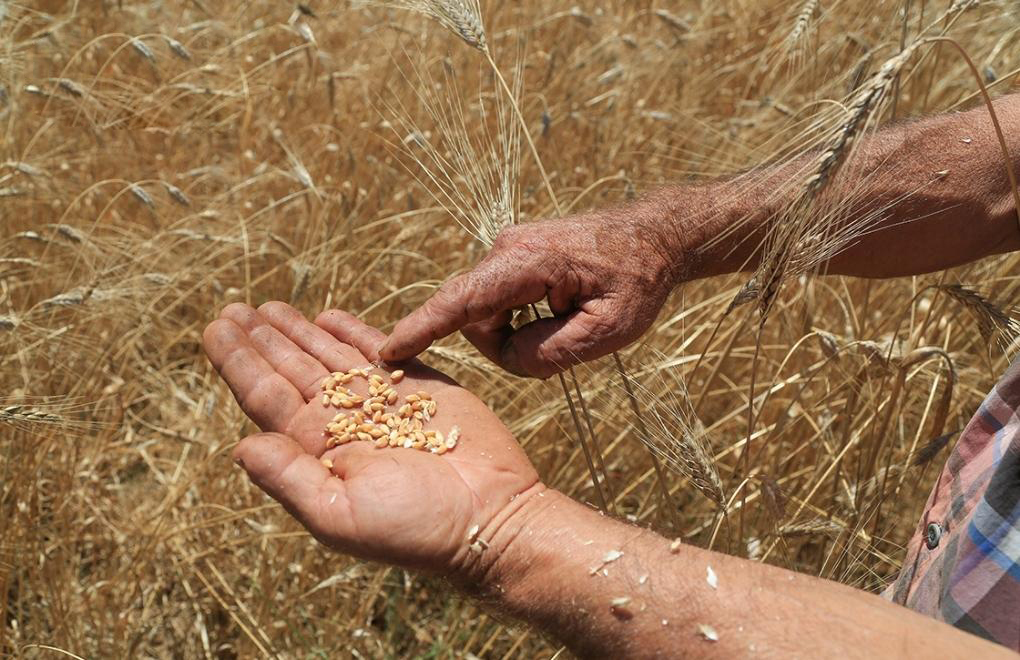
left=886, top=355, right=1020, bottom=650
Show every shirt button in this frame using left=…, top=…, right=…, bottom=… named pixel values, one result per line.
left=925, top=522, right=943, bottom=549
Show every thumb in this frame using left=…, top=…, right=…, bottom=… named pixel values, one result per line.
left=501, top=306, right=620, bottom=379
left=234, top=432, right=347, bottom=543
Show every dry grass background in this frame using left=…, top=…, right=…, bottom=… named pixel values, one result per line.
left=2, top=0, right=1020, bottom=657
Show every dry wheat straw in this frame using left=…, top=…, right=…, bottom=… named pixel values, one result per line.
left=379, top=2, right=612, bottom=509
left=787, top=0, right=819, bottom=47
left=371, top=1, right=487, bottom=52
left=0, top=405, right=65, bottom=426
left=747, top=38, right=927, bottom=319
left=778, top=519, right=845, bottom=538
left=939, top=284, right=1020, bottom=344
left=6, top=3, right=1015, bottom=655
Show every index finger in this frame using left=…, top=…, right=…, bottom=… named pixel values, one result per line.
left=379, top=252, right=547, bottom=362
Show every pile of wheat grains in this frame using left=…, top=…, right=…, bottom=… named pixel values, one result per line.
left=320, top=368, right=459, bottom=459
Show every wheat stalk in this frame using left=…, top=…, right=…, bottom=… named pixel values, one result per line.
left=383, top=55, right=521, bottom=247
left=777, top=519, right=845, bottom=538
left=938, top=284, right=1020, bottom=344
left=785, top=0, right=819, bottom=57
left=619, top=362, right=725, bottom=506
left=0, top=405, right=65, bottom=427
left=382, top=42, right=613, bottom=509
left=746, top=38, right=927, bottom=320
left=367, top=0, right=487, bottom=51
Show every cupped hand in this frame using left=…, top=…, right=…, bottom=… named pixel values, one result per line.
left=203, top=302, right=542, bottom=578
left=377, top=213, right=679, bottom=378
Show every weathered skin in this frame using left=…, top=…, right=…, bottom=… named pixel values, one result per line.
left=207, top=94, right=1020, bottom=657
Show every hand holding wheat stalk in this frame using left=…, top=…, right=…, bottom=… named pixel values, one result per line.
left=370, top=0, right=709, bottom=519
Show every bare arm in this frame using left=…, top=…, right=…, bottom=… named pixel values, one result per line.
left=472, top=488, right=1013, bottom=659
left=205, top=306, right=1011, bottom=659
left=380, top=94, right=1020, bottom=375
left=689, top=93, right=1020, bottom=280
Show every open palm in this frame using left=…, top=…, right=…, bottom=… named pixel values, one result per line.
left=203, top=302, right=541, bottom=576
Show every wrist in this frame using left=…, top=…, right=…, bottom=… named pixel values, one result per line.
left=453, top=486, right=583, bottom=601
left=643, top=183, right=761, bottom=284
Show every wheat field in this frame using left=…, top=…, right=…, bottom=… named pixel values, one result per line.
left=3, top=1, right=1020, bottom=657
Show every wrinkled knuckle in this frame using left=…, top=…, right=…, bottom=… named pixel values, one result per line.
left=434, top=277, right=469, bottom=311
left=517, top=234, right=552, bottom=256
left=249, top=323, right=275, bottom=345
left=463, top=293, right=499, bottom=321
left=245, top=375, right=279, bottom=415
left=589, top=316, right=619, bottom=346
left=534, top=340, right=564, bottom=370
left=549, top=257, right=579, bottom=285
left=491, top=225, right=520, bottom=250
left=204, top=318, right=239, bottom=344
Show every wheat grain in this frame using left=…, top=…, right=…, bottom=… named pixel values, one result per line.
left=320, top=367, right=459, bottom=455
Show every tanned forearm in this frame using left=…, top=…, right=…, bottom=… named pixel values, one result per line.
left=650, top=93, right=1020, bottom=282
left=469, top=488, right=1011, bottom=659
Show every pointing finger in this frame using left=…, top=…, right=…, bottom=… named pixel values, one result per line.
left=380, top=253, right=548, bottom=362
